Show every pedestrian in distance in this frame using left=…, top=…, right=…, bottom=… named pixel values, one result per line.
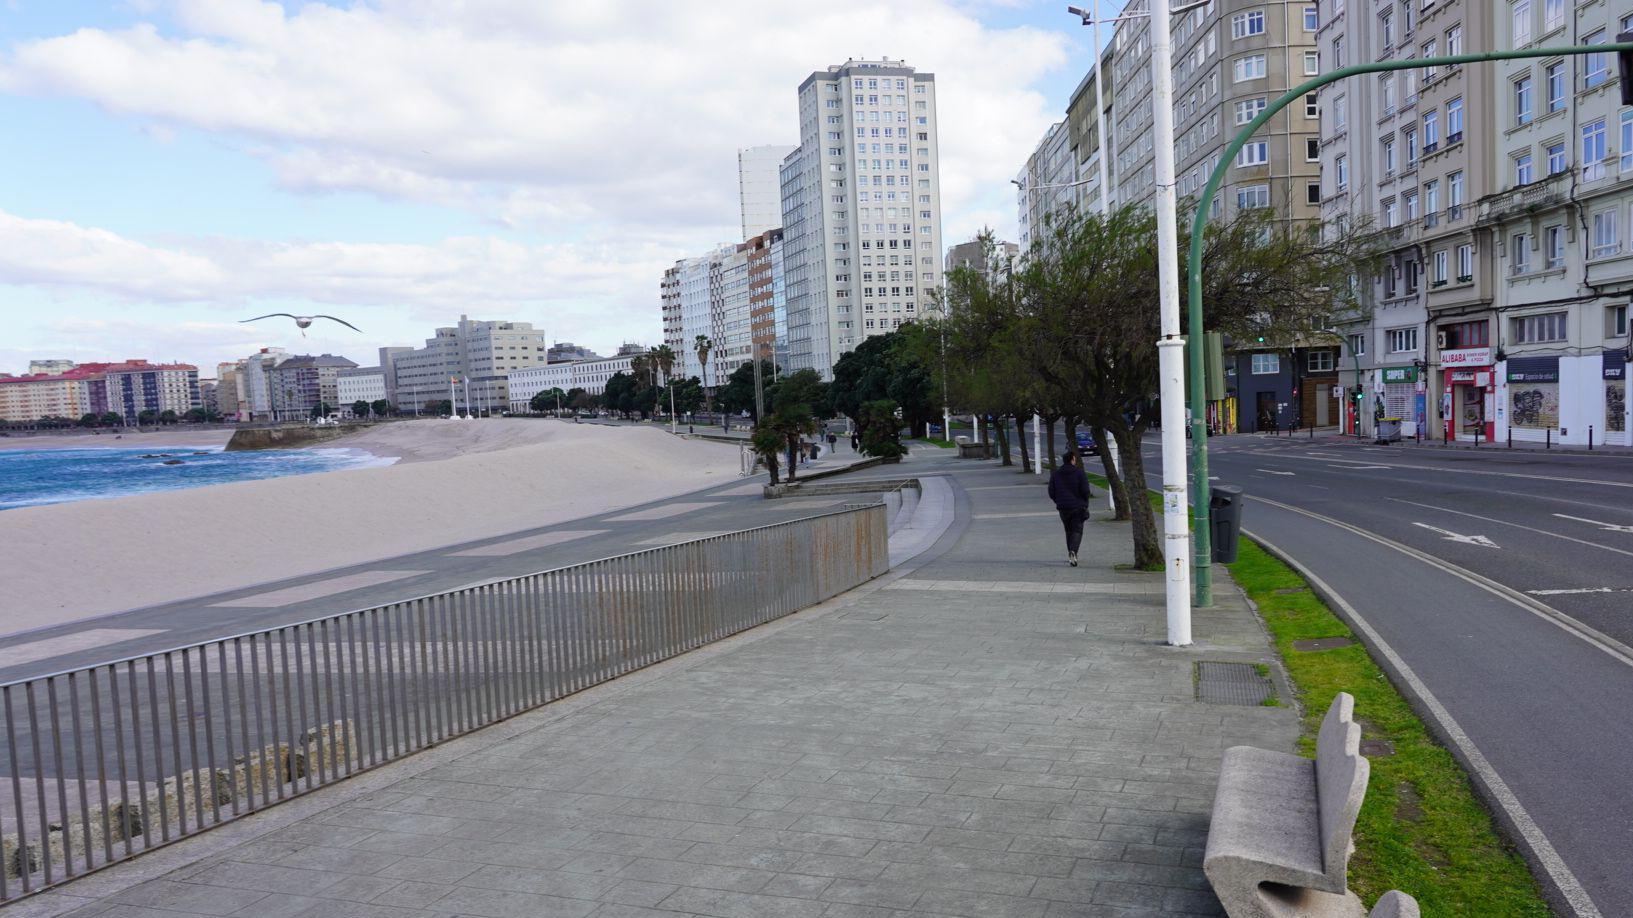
left=827, top=432, right=837, bottom=452
left=850, top=433, right=859, bottom=451
left=1047, top=450, right=1093, bottom=566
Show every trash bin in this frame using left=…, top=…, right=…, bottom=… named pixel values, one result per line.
left=1210, top=485, right=1244, bottom=564
left=1376, top=417, right=1403, bottom=444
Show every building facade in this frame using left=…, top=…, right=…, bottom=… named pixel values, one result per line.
left=506, top=351, right=644, bottom=409
left=337, top=366, right=388, bottom=414
left=945, top=238, right=1019, bottom=276
left=387, top=316, right=549, bottom=412
left=267, top=354, right=358, bottom=419
left=745, top=228, right=786, bottom=370
left=100, top=361, right=200, bottom=419
left=28, top=359, right=75, bottom=376
left=780, top=59, right=945, bottom=378
left=738, top=145, right=798, bottom=238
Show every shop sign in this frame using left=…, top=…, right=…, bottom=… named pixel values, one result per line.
left=1605, top=352, right=1627, bottom=381
left=1441, top=347, right=1492, bottom=367
left=1450, top=370, right=1479, bottom=383
left=1381, top=366, right=1418, bottom=383
left=1506, top=356, right=1560, bottom=383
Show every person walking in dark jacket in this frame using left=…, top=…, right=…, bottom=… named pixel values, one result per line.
left=1047, top=450, right=1093, bottom=566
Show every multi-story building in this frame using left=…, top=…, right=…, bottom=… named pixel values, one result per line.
left=546, top=342, right=601, bottom=363
left=387, top=316, right=549, bottom=412
left=215, top=362, right=242, bottom=421
left=237, top=348, right=287, bottom=422
left=1016, top=120, right=1077, bottom=252
left=0, top=369, right=95, bottom=422
left=1065, top=50, right=1118, bottom=217
left=100, top=360, right=200, bottom=419
left=28, top=359, right=75, bottom=376
left=945, top=238, right=1019, bottom=276
left=661, top=263, right=684, bottom=357
left=745, top=228, right=786, bottom=369
left=674, top=250, right=728, bottom=383
left=198, top=378, right=218, bottom=412
left=337, top=366, right=388, bottom=414
left=506, top=349, right=647, bottom=410
left=376, top=346, right=412, bottom=406
left=780, top=59, right=945, bottom=377
left=738, top=145, right=798, bottom=238
left=267, top=354, right=358, bottom=419
left=718, top=243, right=753, bottom=375
left=1477, top=1, right=1632, bottom=446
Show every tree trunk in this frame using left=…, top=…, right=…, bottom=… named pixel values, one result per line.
left=1015, top=413, right=1031, bottom=473
left=1045, top=419, right=1057, bottom=471
left=786, top=435, right=799, bottom=482
left=1065, top=416, right=1078, bottom=450
left=1091, top=425, right=1130, bottom=520
left=1112, top=424, right=1162, bottom=569
left=996, top=418, right=1012, bottom=466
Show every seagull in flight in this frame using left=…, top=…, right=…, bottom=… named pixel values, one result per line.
left=240, top=313, right=362, bottom=336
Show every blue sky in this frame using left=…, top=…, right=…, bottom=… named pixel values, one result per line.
left=0, top=0, right=1122, bottom=376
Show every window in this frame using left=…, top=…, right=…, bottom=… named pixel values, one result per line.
left=1511, top=232, right=1531, bottom=274
left=1592, top=209, right=1620, bottom=258
left=1304, top=6, right=1318, bottom=31
left=1623, top=111, right=1633, bottom=172
left=1610, top=304, right=1630, bottom=337
left=1449, top=171, right=1465, bottom=207
left=1544, top=225, right=1564, bottom=269
left=1515, top=76, right=1533, bottom=125
left=1511, top=312, right=1567, bottom=343
left=1306, top=137, right=1321, bottom=161
left=1405, top=259, right=1421, bottom=294
left=1251, top=354, right=1280, bottom=374
left=1384, top=138, right=1397, bottom=174
left=1544, top=0, right=1564, bottom=31
left=1433, top=249, right=1449, bottom=283
left=1380, top=11, right=1394, bottom=47
left=1444, top=320, right=1489, bottom=348
left=1307, top=181, right=1322, bottom=204
left=1235, top=54, right=1267, bottom=81
left=1447, top=98, right=1464, bottom=142
left=1583, top=118, right=1608, bottom=179
left=1238, top=184, right=1270, bottom=209
left=1446, top=24, right=1463, bottom=58
left=1232, top=10, right=1265, bottom=38
left=1347, top=334, right=1366, bottom=357
left=1334, top=95, right=1347, bottom=129
left=1382, top=76, right=1396, bottom=113
left=1423, top=111, right=1439, bottom=150
left=1457, top=244, right=1473, bottom=281
left=1423, top=39, right=1438, bottom=81
left=1308, top=350, right=1335, bottom=372
left=1514, top=151, right=1534, bottom=185
left=1425, top=180, right=1439, bottom=215
left=1304, top=50, right=1320, bottom=75
left=1305, top=92, right=1319, bottom=118
left=1331, top=36, right=1344, bottom=68
left=1512, top=0, right=1531, bottom=46
left=1235, top=97, right=1267, bottom=124
left=1335, top=154, right=1348, bottom=189
left=1384, top=198, right=1399, bottom=227
left=1585, top=31, right=1609, bottom=88
left=1238, top=141, right=1269, bottom=166
left=1547, top=141, right=1566, bottom=175
left=1405, top=128, right=1418, bottom=164
left=1386, top=328, right=1419, bottom=353
left=1546, top=62, right=1566, bottom=112
left=1405, top=190, right=1420, bottom=220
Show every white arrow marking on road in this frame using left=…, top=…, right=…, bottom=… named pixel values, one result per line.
left=1411, top=522, right=1500, bottom=548
left=1528, top=587, right=1633, bottom=596
left=1552, top=514, right=1633, bottom=534
left=1255, top=469, right=1295, bottom=476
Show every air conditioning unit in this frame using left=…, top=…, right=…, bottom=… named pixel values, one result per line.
left=1436, top=331, right=1448, bottom=350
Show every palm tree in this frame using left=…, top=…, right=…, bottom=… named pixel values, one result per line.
left=694, top=334, right=715, bottom=421
left=628, top=354, right=651, bottom=420
left=649, top=344, right=678, bottom=427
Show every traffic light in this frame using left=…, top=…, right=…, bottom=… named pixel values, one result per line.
left=1621, top=31, right=1633, bottom=106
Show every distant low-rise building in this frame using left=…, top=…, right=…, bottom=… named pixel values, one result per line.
left=28, top=359, right=75, bottom=376
left=388, top=315, right=549, bottom=412
left=507, top=349, right=646, bottom=410
left=337, top=366, right=389, bottom=414
left=546, top=341, right=601, bottom=363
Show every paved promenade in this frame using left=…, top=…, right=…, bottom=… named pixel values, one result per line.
left=20, top=458, right=1298, bottom=918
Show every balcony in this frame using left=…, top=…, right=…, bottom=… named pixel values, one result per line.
left=1583, top=159, right=1610, bottom=182
left=1478, top=171, right=1568, bottom=223
left=1422, top=141, right=1438, bottom=155
left=1423, top=212, right=1439, bottom=228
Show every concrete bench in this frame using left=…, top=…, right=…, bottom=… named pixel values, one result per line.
left=1204, top=692, right=1419, bottom=918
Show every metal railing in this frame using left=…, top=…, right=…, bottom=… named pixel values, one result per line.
left=0, top=504, right=888, bottom=902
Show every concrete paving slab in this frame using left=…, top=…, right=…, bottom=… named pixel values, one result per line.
left=210, top=570, right=432, bottom=608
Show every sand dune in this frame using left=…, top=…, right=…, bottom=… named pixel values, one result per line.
left=0, top=421, right=739, bottom=635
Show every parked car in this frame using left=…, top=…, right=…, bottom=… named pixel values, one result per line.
left=1075, top=431, right=1099, bottom=455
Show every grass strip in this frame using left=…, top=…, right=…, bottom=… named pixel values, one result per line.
left=915, top=437, right=956, bottom=448
left=1228, top=539, right=1548, bottom=915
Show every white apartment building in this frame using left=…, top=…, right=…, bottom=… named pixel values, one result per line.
left=337, top=367, right=388, bottom=413
left=1016, top=120, right=1078, bottom=252
left=738, top=145, right=798, bottom=238
left=507, top=352, right=641, bottom=410
left=718, top=244, right=753, bottom=375
left=389, top=315, right=549, bottom=412
left=780, top=59, right=945, bottom=378
left=675, top=253, right=721, bottom=383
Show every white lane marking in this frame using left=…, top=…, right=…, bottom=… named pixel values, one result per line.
left=1529, top=587, right=1633, bottom=596
left=212, top=570, right=432, bottom=608
left=1255, top=469, right=1295, bottom=476
left=1247, top=451, right=1633, bottom=489
left=0, top=629, right=166, bottom=669
left=1410, top=522, right=1500, bottom=548
left=1553, top=514, right=1633, bottom=534
left=1245, top=525, right=1606, bottom=918
left=1321, top=463, right=1393, bottom=470
left=1391, top=499, right=1633, bottom=560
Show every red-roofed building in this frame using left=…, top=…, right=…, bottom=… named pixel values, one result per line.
left=0, top=360, right=199, bottom=423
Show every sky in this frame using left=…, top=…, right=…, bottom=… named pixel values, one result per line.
left=0, top=0, right=1121, bottom=376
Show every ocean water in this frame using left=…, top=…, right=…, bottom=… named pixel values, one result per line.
left=0, top=446, right=397, bottom=510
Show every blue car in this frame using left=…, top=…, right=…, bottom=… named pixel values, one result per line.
left=1075, top=431, right=1099, bottom=455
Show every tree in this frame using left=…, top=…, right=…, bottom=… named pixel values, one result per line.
left=78, top=412, right=100, bottom=427
left=750, top=422, right=783, bottom=485
left=693, top=334, right=715, bottom=418
left=424, top=399, right=452, bottom=416
left=666, top=376, right=704, bottom=415
left=602, top=371, right=638, bottom=418
left=719, top=360, right=777, bottom=419
left=529, top=388, right=565, bottom=414
left=137, top=409, right=158, bottom=425
left=856, top=399, right=908, bottom=460
left=768, top=368, right=829, bottom=422
left=351, top=400, right=372, bottom=418
left=370, top=399, right=393, bottom=417
left=100, top=411, right=123, bottom=427
left=307, top=402, right=331, bottom=420
left=649, top=344, right=678, bottom=419
left=829, top=331, right=935, bottom=436
left=567, top=388, right=590, bottom=412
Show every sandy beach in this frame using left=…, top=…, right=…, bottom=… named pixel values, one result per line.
left=0, top=420, right=739, bottom=635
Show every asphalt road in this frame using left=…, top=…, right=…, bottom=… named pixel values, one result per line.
left=1149, top=433, right=1633, bottom=917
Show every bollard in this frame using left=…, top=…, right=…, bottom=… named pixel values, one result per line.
left=1508, top=426, right=1512, bottom=449
left=1590, top=425, right=1595, bottom=451
left=1546, top=428, right=1552, bottom=450
left=1443, top=424, right=1449, bottom=446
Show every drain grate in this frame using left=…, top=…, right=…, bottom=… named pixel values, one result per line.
left=1293, top=637, right=1355, bottom=652
left=1195, top=661, right=1274, bottom=706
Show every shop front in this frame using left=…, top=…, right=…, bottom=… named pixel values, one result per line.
left=1604, top=352, right=1627, bottom=446
left=1378, top=366, right=1425, bottom=438
left=1505, top=356, right=1559, bottom=443
left=1439, top=347, right=1494, bottom=442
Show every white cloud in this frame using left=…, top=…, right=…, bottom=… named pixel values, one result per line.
left=0, top=0, right=1071, bottom=244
